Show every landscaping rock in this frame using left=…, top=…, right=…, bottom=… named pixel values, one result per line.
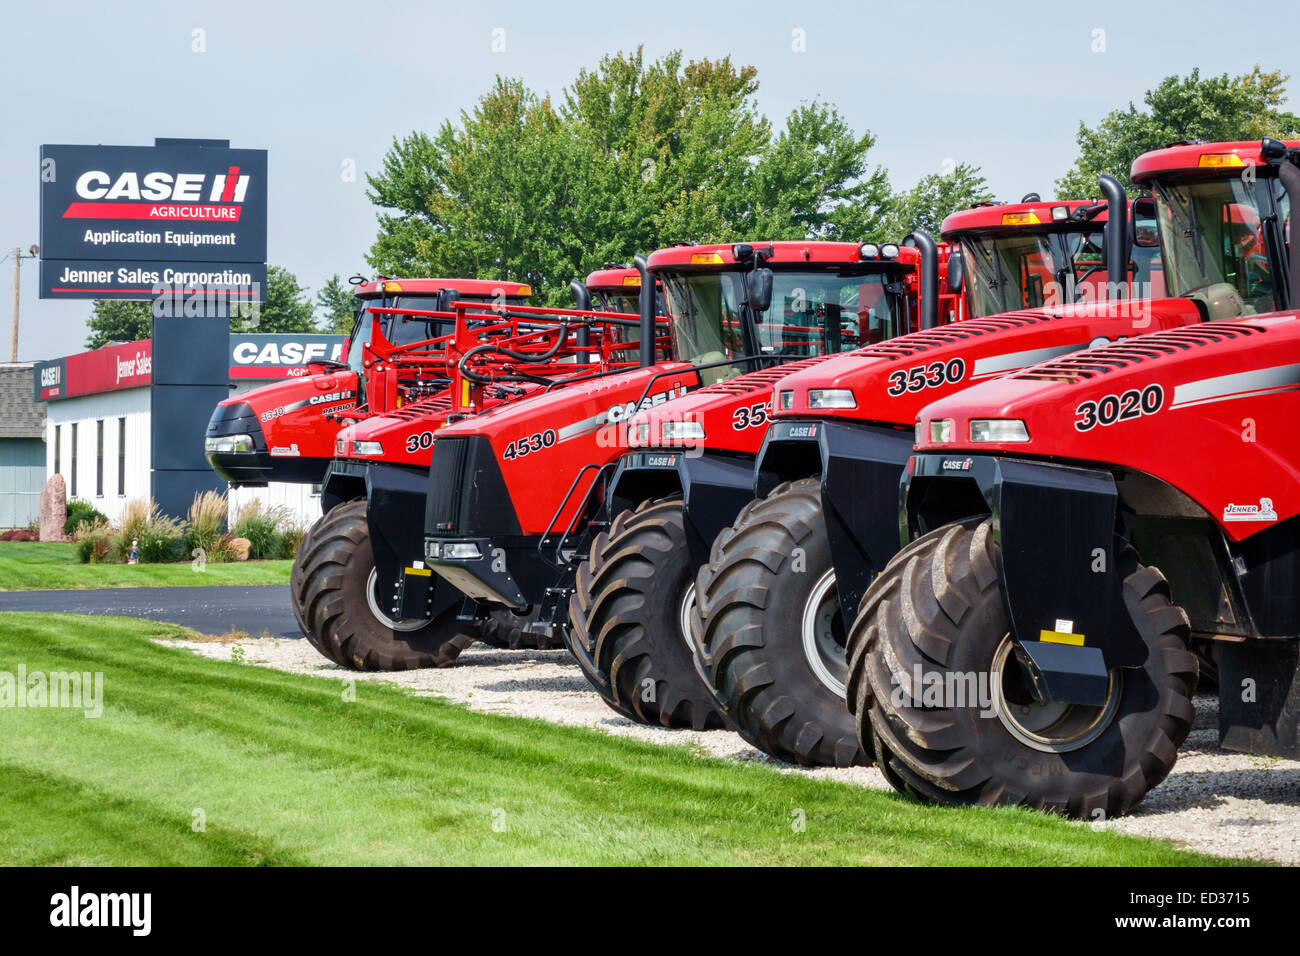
left=228, top=537, right=252, bottom=561
left=39, top=475, right=67, bottom=542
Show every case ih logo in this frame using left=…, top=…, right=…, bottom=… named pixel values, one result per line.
left=65, top=167, right=252, bottom=222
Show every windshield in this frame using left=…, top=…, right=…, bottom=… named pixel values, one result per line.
left=659, top=268, right=903, bottom=384
left=346, top=293, right=528, bottom=372
left=591, top=289, right=641, bottom=314
left=959, top=228, right=1108, bottom=316
left=1154, top=177, right=1290, bottom=317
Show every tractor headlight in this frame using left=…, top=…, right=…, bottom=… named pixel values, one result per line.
left=969, top=419, right=1030, bottom=443
left=661, top=420, right=705, bottom=441
left=928, top=419, right=954, bottom=444
left=425, top=541, right=483, bottom=560
left=631, top=422, right=651, bottom=446
left=807, top=389, right=856, bottom=409
left=777, top=389, right=794, bottom=411
left=352, top=441, right=384, bottom=456
left=336, top=439, right=346, bottom=456
left=204, top=434, right=254, bottom=454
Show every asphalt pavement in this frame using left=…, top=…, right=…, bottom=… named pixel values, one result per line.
left=0, top=586, right=301, bottom=639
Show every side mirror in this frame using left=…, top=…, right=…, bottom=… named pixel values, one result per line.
left=747, top=267, right=774, bottom=314
left=1131, top=197, right=1160, bottom=248
left=946, top=252, right=964, bottom=294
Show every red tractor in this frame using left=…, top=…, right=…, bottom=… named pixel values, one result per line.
left=415, top=239, right=940, bottom=695
left=205, top=276, right=533, bottom=486
left=688, top=174, right=1204, bottom=766
left=295, top=267, right=667, bottom=667
left=850, top=139, right=1299, bottom=817
left=560, top=236, right=958, bottom=728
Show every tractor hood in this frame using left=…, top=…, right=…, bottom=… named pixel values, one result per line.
left=913, top=312, right=1300, bottom=539
left=769, top=297, right=1204, bottom=428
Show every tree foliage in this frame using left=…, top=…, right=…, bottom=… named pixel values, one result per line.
left=882, top=163, right=994, bottom=238
left=366, top=50, right=893, bottom=303
left=315, top=274, right=357, bottom=334
left=233, top=265, right=316, bottom=333
left=1057, top=67, right=1300, bottom=196
left=85, top=300, right=152, bottom=349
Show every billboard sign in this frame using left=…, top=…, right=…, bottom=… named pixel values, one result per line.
left=39, top=140, right=267, bottom=301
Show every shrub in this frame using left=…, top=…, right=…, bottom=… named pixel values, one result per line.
left=116, top=498, right=187, bottom=564
left=186, top=490, right=229, bottom=562
left=281, top=519, right=310, bottom=559
left=232, top=498, right=295, bottom=560
left=0, top=529, right=36, bottom=542
left=65, top=499, right=107, bottom=537
left=73, top=518, right=114, bottom=564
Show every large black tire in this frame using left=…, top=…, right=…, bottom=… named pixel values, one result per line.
left=694, top=479, right=867, bottom=766
left=566, top=497, right=724, bottom=729
left=290, top=511, right=348, bottom=664
left=848, top=517, right=1198, bottom=819
left=299, top=499, right=477, bottom=670
left=477, top=606, right=565, bottom=650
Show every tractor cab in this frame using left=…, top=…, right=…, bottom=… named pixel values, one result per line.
left=942, top=192, right=1149, bottom=315
left=583, top=265, right=652, bottom=314
left=1132, top=140, right=1294, bottom=318
left=648, top=241, right=923, bottom=385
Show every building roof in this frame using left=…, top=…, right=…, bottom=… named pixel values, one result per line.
left=0, top=365, right=46, bottom=438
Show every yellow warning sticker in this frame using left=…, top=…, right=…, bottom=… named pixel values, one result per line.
left=405, top=566, right=432, bottom=577
left=1040, top=629, right=1085, bottom=646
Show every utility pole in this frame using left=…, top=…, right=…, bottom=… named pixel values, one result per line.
left=10, top=247, right=19, bottom=363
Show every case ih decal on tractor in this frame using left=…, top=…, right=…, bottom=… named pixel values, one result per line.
left=686, top=174, right=1199, bottom=767
left=847, top=139, right=1300, bottom=818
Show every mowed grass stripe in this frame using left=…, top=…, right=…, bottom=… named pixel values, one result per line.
left=0, top=613, right=1239, bottom=866
left=0, top=541, right=291, bottom=591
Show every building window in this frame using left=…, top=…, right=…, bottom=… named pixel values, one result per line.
left=96, top=420, right=105, bottom=498
left=70, top=423, right=78, bottom=497
left=54, top=424, right=61, bottom=476
left=118, top=418, right=127, bottom=496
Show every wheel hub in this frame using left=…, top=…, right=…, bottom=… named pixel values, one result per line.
left=990, top=635, right=1121, bottom=753
left=801, top=569, right=848, bottom=698
left=366, top=568, right=426, bottom=633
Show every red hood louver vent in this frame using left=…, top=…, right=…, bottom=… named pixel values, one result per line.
left=388, top=393, right=453, bottom=421
left=851, top=312, right=1054, bottom=361
left=1010, top=323, right=1265, bottom=384
left=694, top=354, right=834, bottom=396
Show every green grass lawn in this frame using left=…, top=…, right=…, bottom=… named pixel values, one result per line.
left=0, top=613, right=1239, bottom=866
left=0, top=541, right=291, bottom=590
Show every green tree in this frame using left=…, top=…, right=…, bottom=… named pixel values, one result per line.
left=1057, top=67, right=1300, bottom=196
left=366, top=50, right=888, bottom=303
left=316, top=274, right=357, bottom=334
left=234, top=265, right=317, bottom=333
left=85, top=300, right=152, bottom=349
left=884, top=163, right=994, bottom=238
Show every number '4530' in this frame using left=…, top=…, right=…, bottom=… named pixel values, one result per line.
left=503, top=429, right=557, bottom=461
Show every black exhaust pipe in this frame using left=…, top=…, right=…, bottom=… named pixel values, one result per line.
left=903, top=230, right=939, bottom=330
left=635, top=254, right=654, bottom=367
left=1099, top=173, right=1129, bottom=299
left=570, top=279, right=591, bottom=364
left=1277, top=160, right=1300, bottom=311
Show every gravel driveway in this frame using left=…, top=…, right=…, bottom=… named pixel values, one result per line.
left=159, top=635, right=1300, bottom=864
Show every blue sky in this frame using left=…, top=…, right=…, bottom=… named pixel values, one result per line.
left=1, top=0, right=1292, bottom=360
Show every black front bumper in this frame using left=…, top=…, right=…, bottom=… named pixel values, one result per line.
left=204, top=400, right=329, bottom=486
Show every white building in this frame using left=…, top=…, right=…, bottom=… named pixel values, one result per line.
left=36, top=334, right=345, bottom=527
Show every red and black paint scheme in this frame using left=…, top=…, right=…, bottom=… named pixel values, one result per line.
left=419, top=240, right=935, bottom=638
left=204, top=277, right=531, bottom=486
left=878, top=141, right=1300, bottom=809
left=686, top=174, right=1213, bottom=765
left=295, top=268, right=663, bottom=667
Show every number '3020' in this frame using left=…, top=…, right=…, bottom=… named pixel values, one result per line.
left=1074, top=384, right=1163, bottom=432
